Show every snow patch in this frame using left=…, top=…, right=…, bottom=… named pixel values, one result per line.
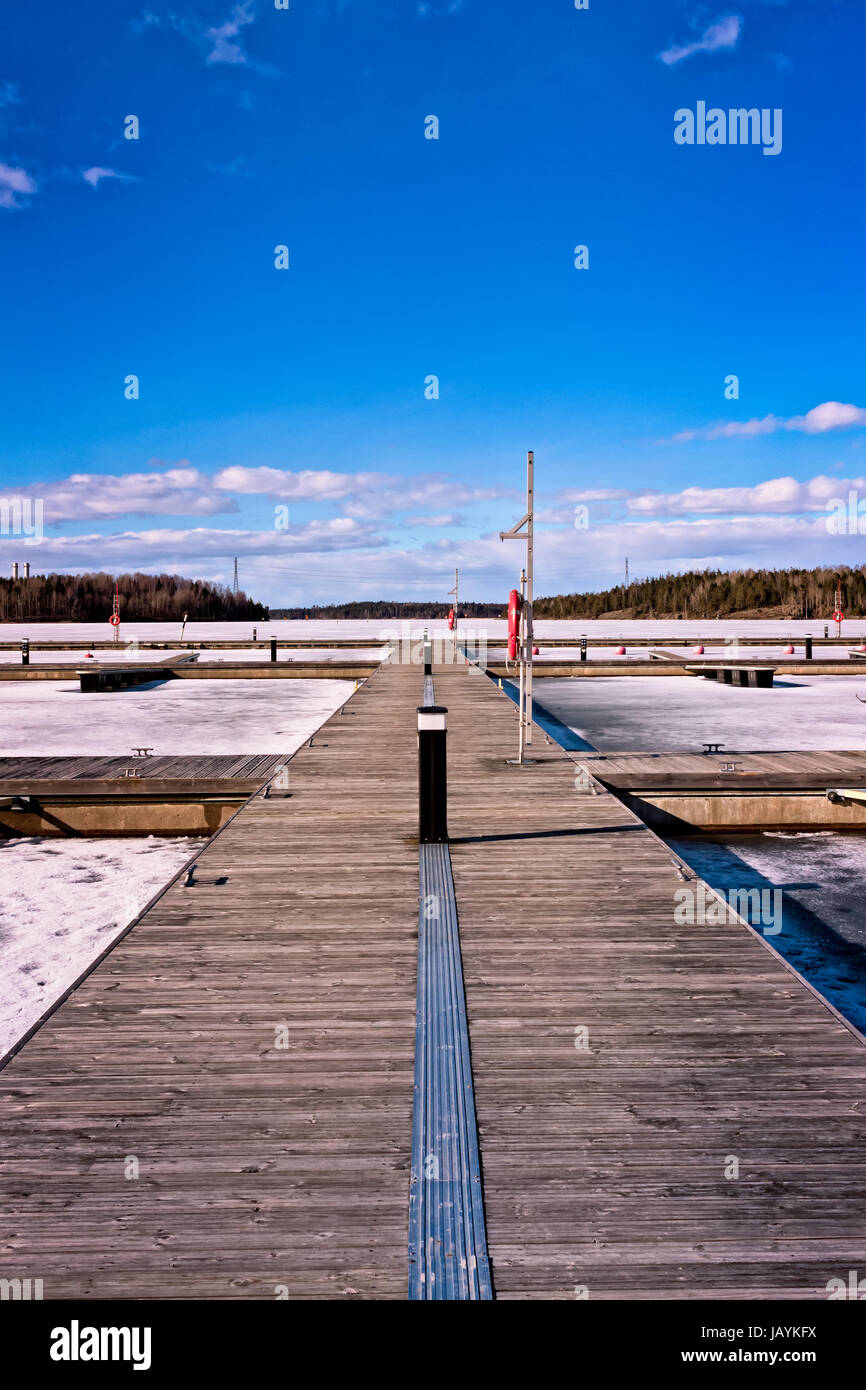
left=0, top=837, right=196, bottom=1059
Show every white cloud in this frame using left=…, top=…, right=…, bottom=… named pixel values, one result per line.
left=626, top=474, right=866, bottom=518
left=214, top=466, right=388, bottom=500
left=10, top=463, right=507, bottom=532
left=6, top=488, right=865, bottom=604
left=213, top=465, right=509, bottom=521
left=672, top=401, right=866, bottom=443
left=795, top=402, right=866, bottom=433
left=32, top=467, right=237, bottom=523
left=0, top=517, right=384, bottom=571
left=0, top=161, right=36, bottom=210
left=659, top=14, right=743, bottom=66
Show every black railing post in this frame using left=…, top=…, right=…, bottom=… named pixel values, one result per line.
left=21, top=638, right=29, bottom=666
left=580, top=635, right=587, bottom=663
left=423, top=641, right=432, bottom=677
left=805, top=635, right=813, bottom=660
left=418, top=706, right=448, bottom=843
left=270, top=637, right=277, bottom=662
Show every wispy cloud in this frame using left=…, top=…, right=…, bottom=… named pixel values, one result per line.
left=658, top=14, right=742, bottom=66
left=133, top=2, right=267, bottom=70
left=0, top=80, right=21, bottom=137
left=212, top=466, right=509, bottom=522
left=82, top=166, right=135, bottom=188
left=205, top=1, right=255, bottom=64
left=0, top=161, right=36, bottom=210
left=214, top=466, right=387, bottom=500
left=671, top=401, right=866, bottom=443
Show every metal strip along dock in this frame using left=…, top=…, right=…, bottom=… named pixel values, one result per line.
left=1, top=655, right=865, bottom=1299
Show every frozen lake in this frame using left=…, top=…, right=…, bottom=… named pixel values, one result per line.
left=0, top=677, right=352, bottom=755
left=668, top=832, right=866, bottom=1036
left=0, top=836, right=196, bottom=1060
left=2, top=618, right=866, bottom=644
left=535, top=675, right=866, bottom=752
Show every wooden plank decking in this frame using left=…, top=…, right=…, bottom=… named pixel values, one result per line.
left=576, top=748, right=866, bottom=790
left=0, top=754, right=290, bottom=781
left=438, top=666, right=866, bottom=1299
left=0, top=660, right=421, bottom=1299
left=1, top=658, right=865, bottom=1299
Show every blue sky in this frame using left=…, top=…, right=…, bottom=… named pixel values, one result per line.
left=1, top=0, right=864, bottom=606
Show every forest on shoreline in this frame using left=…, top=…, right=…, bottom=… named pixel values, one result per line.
left=2, top=564, right=861, bottom=623
left=0, top=571, right=268, bottom=622
left=275, top=567, right=866, bottom=621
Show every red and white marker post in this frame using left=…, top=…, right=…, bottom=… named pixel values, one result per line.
left=110, top=582, right=121, bottom=643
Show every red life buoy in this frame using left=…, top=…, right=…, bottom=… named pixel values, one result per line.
left=833, top=609, right=844, bottom=623
left=507, top=588, right=522, bottom=661
left=447, top=608, right=455, bottom=631
left=109, top=613, right=120, bottom=627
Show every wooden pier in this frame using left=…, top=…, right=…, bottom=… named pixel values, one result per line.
left=576, top=749, right=866, bottom=832
left=1, top=657, right=865, bottom=1299
left=0, top=660, right=376, bottom=682
left=0, top=755, right=290, bottom=838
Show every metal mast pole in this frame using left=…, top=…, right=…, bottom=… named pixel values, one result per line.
left=525, top=451, right=533, bottom=743
left=448, top=568, right=459, bottom=632
left=518, top=568, right=526, bottom=763
left=499, top=450, right=535, bottom=763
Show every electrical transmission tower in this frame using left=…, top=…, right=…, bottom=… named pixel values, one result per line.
left=232, top=557, right=239, bottom=596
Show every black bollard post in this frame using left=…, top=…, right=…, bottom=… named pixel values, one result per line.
left=580, top=635, right=587, bottom=663
left=824, top=625, right=828, bottom=638
left=423, top=641, right=432, bottom=677
left=270, top=637, right=277, bottom=663
left=21, top=638, right=29, bottom=666
left=418, top=706, right=448, bottom=843
left=805, top=635, right=813, bottom=660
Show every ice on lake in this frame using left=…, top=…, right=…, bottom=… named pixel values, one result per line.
left=535, top=675, right=866, bottom=752
left=0, top=837, right=196, bottom=1059
left=0, top=677, right=352, bottom=755
left=667, top=831, right=866, bottom=1036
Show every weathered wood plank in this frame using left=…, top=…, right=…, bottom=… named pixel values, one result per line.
left=436, top=665, right=866, bottom=1300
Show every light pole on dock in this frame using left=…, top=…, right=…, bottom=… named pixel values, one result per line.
left=448, top=568, right=459, bottom=631
left=500, top=450, right=534, bottom=761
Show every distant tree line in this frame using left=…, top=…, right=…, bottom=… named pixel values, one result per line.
left=270, top=600, right=503, bottom=619
left=0, top=571, right=268, bottom=623
left=534, top=566, right=866, bottom=620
